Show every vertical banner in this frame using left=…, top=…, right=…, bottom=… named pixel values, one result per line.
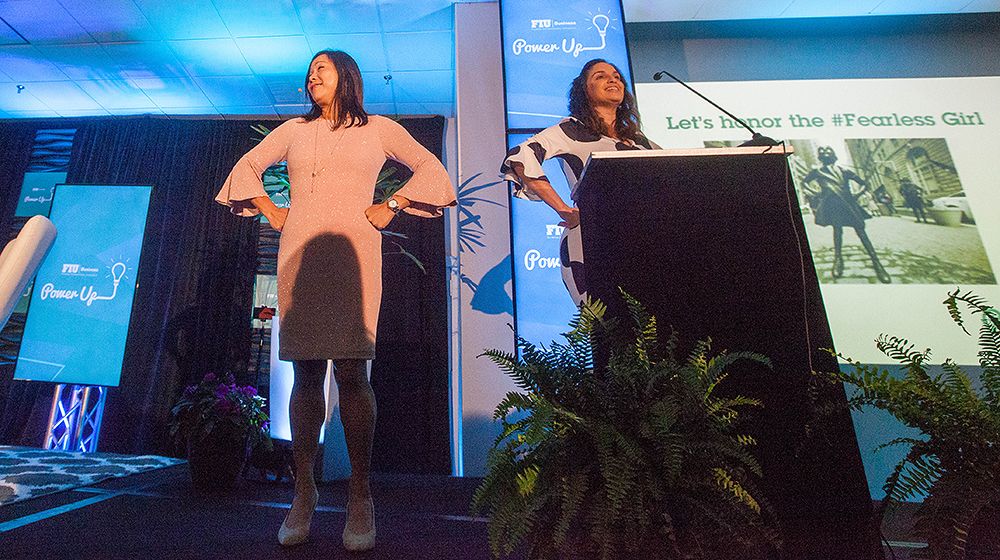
left=15, top=185, right=152, bottom=387
left=500, top=0, right=631, bottom=348
left=500, top=0, right=631, bottom=130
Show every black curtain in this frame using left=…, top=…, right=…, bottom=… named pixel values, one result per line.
left=0, top=117, right=260, bottom=455
left=0, top=121, right=52, bottom=446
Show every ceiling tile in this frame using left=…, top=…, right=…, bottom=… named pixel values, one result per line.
left=295, top=0, right=381, bottom=35
left=21, top=81, right=103, bottom=111
left=214, top=0, right=305, bottom=37
left=193, top=75, right=272, bottom=106
left=131, top=0, right=230, bottom=40
left=384, top=31, right=453, bottom=71
left=962, top=0, right=1000, bottom=12
left=0, top=45, right=70, bottom=82
left=56, top=108, right=112, bottom=117
left=362, top=72, right=394, bottom=104
left=394, top=101, right=453, bottom=116
left=389, top=70, right=452, bottom=103
left=0, top=0, right=94, bottom=44
left=274, top=103, right=309, bottom=118
left=306, top=33, right=387, bottom=71
left=771, top=0, right=880, bottom=19
left=0, top=16, right=26, bottom=45
left=106, top=107, right=164, bottom=116
left=365, top=102, right=396, bottom=115
left=129, top=76, right=212, bottom=108
left=218, top=106, right=279, bottom=118
left=0, top=84, right=50, bottom=111
left=4, top=109, right=60, bottom=118
left=236, top=35, right=313, bottom=74
left=869, top=0, right=972, bottom=16
left=378, top=0, right=453, bottom=32
left=101, top=41, right=188, bottom=80
left=59, top=0, right=161, bottom=42
left=693, top=0, right=787, bottom=20
left=623, top=0, right=705, bottom=22
left=76, top=79, right=155, bottom=109
left=168, top=38, right=253, bottom=76
left=35, top=44, right=124, bottom=81
left=259, top=73, right=308, bottom=105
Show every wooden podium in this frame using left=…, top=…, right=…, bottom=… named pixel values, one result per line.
left=576, top=146, right=881, bottom=559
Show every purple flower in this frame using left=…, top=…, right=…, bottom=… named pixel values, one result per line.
left=182, top=386, right=196, bottom=398
left=203, top=372, right=217, bottom=383
left=241, top=386, right=258, bottom=397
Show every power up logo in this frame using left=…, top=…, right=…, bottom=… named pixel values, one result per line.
left=512, top=9, right=617, bottom=57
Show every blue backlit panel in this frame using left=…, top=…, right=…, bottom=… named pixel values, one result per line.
left=500, top=0, right=632, bottom=129
left=15, top=185, right=153, bottom=387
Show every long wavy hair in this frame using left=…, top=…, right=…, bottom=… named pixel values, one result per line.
left=301, top=50, right=369, bottom=128
left=568, top=59, right=642, bottom=143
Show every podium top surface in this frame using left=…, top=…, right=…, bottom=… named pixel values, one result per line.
left=578, top=145, right=794, bottom=188
left=590, top=144, right=794, bottom=161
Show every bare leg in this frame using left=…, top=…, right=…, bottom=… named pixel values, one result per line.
left=332, top=358, right=376, bottom=536
left=286, top=359, right=326, bottom=529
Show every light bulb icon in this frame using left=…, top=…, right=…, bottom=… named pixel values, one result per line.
left=111, top=262, right=126, bottom=287
left=592, top=14, right=610, bottom=38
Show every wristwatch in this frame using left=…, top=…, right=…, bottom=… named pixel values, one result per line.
left=387, top=196, right=401, bottom=214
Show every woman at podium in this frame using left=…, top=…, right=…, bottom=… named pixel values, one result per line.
left=500, top=59, right=659, bottom=304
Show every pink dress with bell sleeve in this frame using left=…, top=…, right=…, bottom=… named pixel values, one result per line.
left=217, top=115, right=456, bottom=360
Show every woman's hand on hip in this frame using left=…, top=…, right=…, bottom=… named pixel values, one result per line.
left=365, top=203, right=396, bottom=230
left=265, top=207, right=289, bottom=232
left=557, top=206, right=580, bottom=229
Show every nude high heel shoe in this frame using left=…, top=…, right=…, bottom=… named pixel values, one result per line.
left=278, top=489, right=319, bottom=546
left=342, top=497, right=376, bottom=552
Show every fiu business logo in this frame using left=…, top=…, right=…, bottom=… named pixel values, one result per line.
left=546, top=224, right=565, bottom=239
left=42, top=260, right=129, bottom=306
left=513, top=9, right=617, bottom=57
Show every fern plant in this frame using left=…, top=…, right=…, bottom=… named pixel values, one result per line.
left=473, top=294, right=779, bottom=559
left=818, top=288, right=1000, bottom=559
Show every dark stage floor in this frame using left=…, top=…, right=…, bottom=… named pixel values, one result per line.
left=1, top=465, right=500, bottom=559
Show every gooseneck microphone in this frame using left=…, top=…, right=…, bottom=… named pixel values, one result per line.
left=652, top=70, right=779, bottom=147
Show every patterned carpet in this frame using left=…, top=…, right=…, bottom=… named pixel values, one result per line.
left=0, top=446, right=183, bottom=506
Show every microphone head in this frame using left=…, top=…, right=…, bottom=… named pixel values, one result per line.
left=653, top=71, right=664, bottom=81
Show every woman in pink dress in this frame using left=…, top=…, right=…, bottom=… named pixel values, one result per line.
left=216, top=50, right=456, bottom=551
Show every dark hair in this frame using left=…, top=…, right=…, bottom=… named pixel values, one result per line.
left=301, top=50, right=369, bottom=128
left=568, top=59, right=643, bottom=143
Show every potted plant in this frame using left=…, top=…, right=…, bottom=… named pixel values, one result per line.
left=169, top=372, right=271, bottom=492
left=473, top=295, right=779, bottom=559
left=815, top=289, right=1000, bottom=559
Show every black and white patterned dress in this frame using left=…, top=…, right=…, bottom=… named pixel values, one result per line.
left=501, top=117, right=660, bottom=304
